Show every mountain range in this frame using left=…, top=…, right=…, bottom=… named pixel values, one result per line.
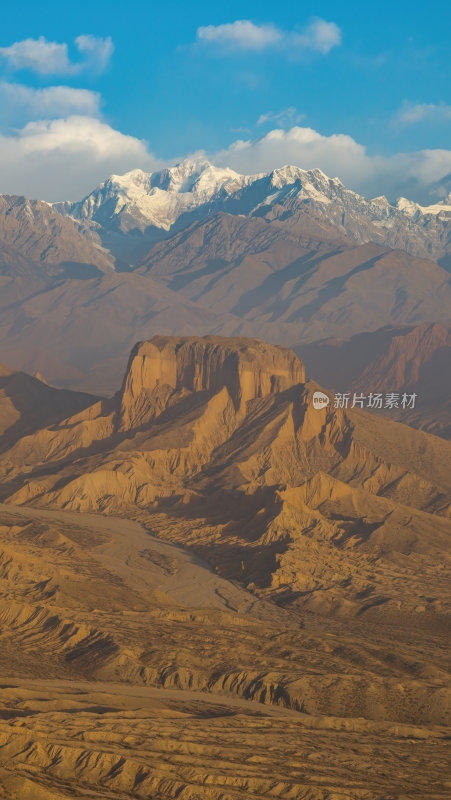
left=56, top=159, right=451, bottom=266
left=1, top=154, right=450, bottom=798
left=0, top=158, right=450, bottom=431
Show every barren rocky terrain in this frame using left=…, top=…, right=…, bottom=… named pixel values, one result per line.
left=0, top=502, right=450, bottom=799
left=0, top=335, right=449, bottom=797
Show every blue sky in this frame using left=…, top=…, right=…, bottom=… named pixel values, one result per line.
left=1, top=0, right=450, bottom=201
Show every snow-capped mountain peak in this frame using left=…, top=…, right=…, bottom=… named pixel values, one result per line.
left=55, top=158, right=450, bottom=262
left=61, top=158, right=371, bottom=233
left=65, top=159, right=259, bottom=232
left=267, top=164, right=343, bottom=191
left=396, top=195, right=451, bottom=218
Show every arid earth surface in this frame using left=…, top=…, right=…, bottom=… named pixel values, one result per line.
left=0, top=336, right=450, bottom=798
left=0, top=504, right=450, bottom=800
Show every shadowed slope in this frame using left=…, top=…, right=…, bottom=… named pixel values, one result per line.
left=0, top=364, right=98, bottom=448
left=140, top=213, right=451, bottom=343
left=1, top=201, right=450, bottom=394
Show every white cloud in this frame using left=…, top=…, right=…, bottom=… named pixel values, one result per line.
left=0, top=35, right=113, bottom=75
left=257, top=107, right=305, bottom=127
left=0, top=116, right=160, bottom=201
left=209, top=125, right=451, bottom=203
left=0, top=115, right=449, bottom=205
left=395, top=102, right=451, bottom=125
left=0, top=37, right=71, bottom=74
left=196, top=18, right=341, bottom=56
left=291, top=18, right=342, bottom=54
left=197, top=20, right=282, bottom=51
left=0, top=82, right=101, bottom=121
left=213, top=126, right=369, bottom=178
left=74, top=34, right=114, bottom=73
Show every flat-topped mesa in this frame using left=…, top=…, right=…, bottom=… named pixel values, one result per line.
left=119, top=335, right=305, bottom=429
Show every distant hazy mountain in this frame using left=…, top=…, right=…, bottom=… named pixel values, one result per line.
left=1, top=207, right=450, bottom=394
left=140, top=212, right=451, bottom=342
left=297, top=322, right=451, bottom=439
left=57, top=159, right=451, bottom=264
left=0, top=362, right=97, bottom=447
left=0, top=194, right=115, bottom=275
left=1, top=158, right=450, bottom=409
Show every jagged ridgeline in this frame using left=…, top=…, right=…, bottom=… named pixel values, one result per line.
left=1, top=159, right=451, bottom=396
left=58, top=160, right=451, bottom=262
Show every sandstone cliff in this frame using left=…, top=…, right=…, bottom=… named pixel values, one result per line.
left=119, top=336, right=305, bottom=428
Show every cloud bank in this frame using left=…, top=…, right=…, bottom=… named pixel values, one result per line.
left=0, top=117, right=449, bottom=204
left=210, top=126, right=451, bottom=203
left=0, top=35, right=113, bottom=75
left=196, top=18, right=341, bottom=56
left=0, top=116, right=160, bottom=200
left=0, top=82, right=101, bottom=122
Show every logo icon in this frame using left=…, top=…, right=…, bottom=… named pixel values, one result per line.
left=312, top=391, right=330, bottom=410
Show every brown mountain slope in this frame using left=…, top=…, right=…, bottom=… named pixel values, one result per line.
left=0, top=363, right=98, bottom=447
left=141, top=212, right=451, bottom=341
left=1, top=209, right=450, bottom=394
left=0, top=240, right=53, bottom=317
left=297, top=322, right=451, bottom=439
left=259, top=183, right=451, bottom=262
left=0, top=271, right=251, bottom=393
left=0, top=195, right=115, bottom=274
left=0, top=238, right=42, bottom=280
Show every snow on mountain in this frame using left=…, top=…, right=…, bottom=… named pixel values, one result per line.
left=62, top=158, right=451, bottom=227
left=60, top=159, right=257, bottom=232
left=54, top=158, right=451, bottom=263
left=396, top=195, right=451, bottom=218
left=58, top=160, right=361, bottom=232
